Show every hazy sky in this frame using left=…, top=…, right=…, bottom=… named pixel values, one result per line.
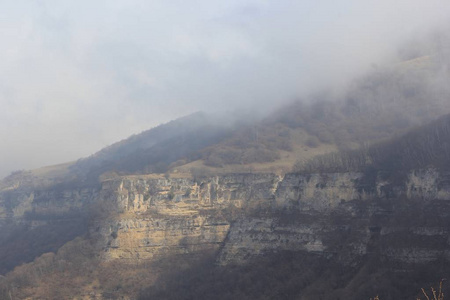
left=1, top=1, right=450, bottom=178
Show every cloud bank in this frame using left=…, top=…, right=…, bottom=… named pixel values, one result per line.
left=1, top=0, right=450, bottom=177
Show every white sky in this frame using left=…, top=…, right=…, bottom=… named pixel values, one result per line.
left=1, top=0, right=450, bottom=177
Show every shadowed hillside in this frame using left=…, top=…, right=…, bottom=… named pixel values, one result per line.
left=70, top=112, right=235, bottom=180
left=294, top=113, right=450, bottom=175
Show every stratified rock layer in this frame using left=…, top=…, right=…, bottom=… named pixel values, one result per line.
left=1, top=170, right=450, bottom=271
left=90, top=170, right=450, bottom=264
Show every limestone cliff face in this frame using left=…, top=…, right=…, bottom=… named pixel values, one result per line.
left=406, top=169, right=450, bottom=200
left=94, top=170, right=450, bottom=265
left=275, top=172, right=364, bottom=210
left=94, top=174, right=281, bottom=260
left=220, top=170, right=450, bottom=264
left=0, top=185, right=98, bottom=220
left=1, top=169, right=450, bottom=272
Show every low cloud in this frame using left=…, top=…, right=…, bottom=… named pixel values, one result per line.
left=1, top=0, right=450, bottom=177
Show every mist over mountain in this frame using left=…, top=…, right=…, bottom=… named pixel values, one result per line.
left=1, top=1, right=450, bottom=178
left=2, top=2, right=450, bottom=300
left=3, top=28, right=450, bottom=193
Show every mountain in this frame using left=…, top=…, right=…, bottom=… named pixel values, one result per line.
left=9, top=52, right=448, bottom=188
left=2, top=114, right=450, bottom=298
left=1, top=49, right=450, bottom=299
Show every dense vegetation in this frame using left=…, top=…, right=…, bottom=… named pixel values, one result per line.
left=294, top=113, right=450, bottom=174
left=139, top=251, right=450, bottom=300
left=201, top=123, right=291, bottom=167
left=0, top=209, right=88, bottom=274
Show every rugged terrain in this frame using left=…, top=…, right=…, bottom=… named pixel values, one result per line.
left=1, top=163, right=450, bottom=298
left=95, top=169, right=450, bottom=266
left=1, top=49, right=450, bottom=298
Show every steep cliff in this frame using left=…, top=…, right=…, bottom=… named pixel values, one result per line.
left=92, top=174, right=280, bottom=261
left=92, top=170, right=450, bottom=266
left=1, top=168, right=450, bottom=299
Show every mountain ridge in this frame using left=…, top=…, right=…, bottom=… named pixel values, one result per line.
left=1, top=51, right=450, bottom=299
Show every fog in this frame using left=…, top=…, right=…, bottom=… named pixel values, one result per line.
left=1, top=1, right=450, bottom=178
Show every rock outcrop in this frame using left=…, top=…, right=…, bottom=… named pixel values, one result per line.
left=1, top=169, right=450, bottom=273
left=93, top=174, right=280, bottom=260
left=91, top=170, right=450, bottom=265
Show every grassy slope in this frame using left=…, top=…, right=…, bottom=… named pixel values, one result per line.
left=176, top=129, right=337, bottom=174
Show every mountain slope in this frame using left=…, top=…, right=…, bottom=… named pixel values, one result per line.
left=4, top=52, right=448, bottom=186
left=1, top=34, right=450, bottom=299
left=2, top=113, right=450, bottom=299
left=71, top=111, right=233, bottom=179
left=295, top=113, right=450, bottom=175
left=176, top=53, right=450, bottom=174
